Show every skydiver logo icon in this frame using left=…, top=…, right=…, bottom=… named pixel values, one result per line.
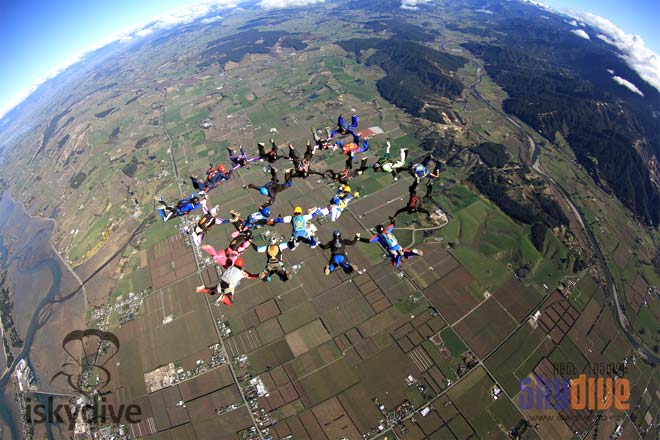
left=26, top=329, right=142, bottom=430
left=49, top=329, right=120, bottom=397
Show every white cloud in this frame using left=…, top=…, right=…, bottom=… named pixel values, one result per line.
left=476, top=8, right=493, bottom=14
left=258, top=0, right=325, bottom=9
left=570, top=29, right=590, bottom=40
left=596, top=33, right=617, bottom=46
left=135, top=28, right=154, bottom=37
left=565, top=19, right=578, bottom=27
left=201, top=15, right=223, bottom=23
left=568, top=11, right=660, bottom=93
left=612, top=75, right=644, bottom=96
left=0, top=0, right=239, bottom=121
left=521, top=0, right=550, bottom=10
left=401, top=0, right=432, bottom=10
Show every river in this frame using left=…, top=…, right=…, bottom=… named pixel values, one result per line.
left=0, top=193, right=67, bottom=439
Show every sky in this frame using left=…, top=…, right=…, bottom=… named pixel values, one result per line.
left=542, top=0, right=660, bottom=53
left=0, top=0, right=658, bottom=120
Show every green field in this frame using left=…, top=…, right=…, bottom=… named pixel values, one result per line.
left=440, top=327, right=468, bottom=357
left=438, top=195, right=572, bottom=294
left=485, top=325, right=552, bottom=396
left=137, top=216, right=179, bottom=250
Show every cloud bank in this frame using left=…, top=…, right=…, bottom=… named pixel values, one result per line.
left=0, top=0, right=239, bottom=121
left=568, top=11, right=660, bottom=93
left=612, top=75, right=644, bottom=96
left=570, top=29, right=590, bottom=40
left=201, top=15, right=223, bottom=24
left=401, top=0, right=432, bottom=11
left=258, top=0, right=325, bottom=8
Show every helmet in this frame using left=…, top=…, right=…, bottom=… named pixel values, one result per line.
left=376, top=225, right=384, bottom=233
left=341, top=185, right=351, bottom=193
left=333, top=230, right=342, bottom=239
left=218, top=164, right=226, bottom=173
left=259, top=187, right=269, bottom=196
left=243, top=230, right=252, bottom=240
left=294, top=206, right=303, bottom=215
left=270, top=237, right=278, bottom=245
left=260, top=206, right=271, bottom=217
left=210, top=206, right=219, bottom=216
left=233, top=257, right=244, bottom=269
left=191, top=197, right=200, bottom=205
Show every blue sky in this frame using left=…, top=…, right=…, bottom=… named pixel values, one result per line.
left=543, top=0, right=660, bottom=51
left=0, top=0, right=658, bottom=119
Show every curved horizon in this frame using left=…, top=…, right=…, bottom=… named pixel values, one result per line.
left=1, top=0, right=659, bottom=122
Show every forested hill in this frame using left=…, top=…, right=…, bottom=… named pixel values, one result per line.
left=451, top=1, right=660, bottom=226
left=338, top=34, right=467, bottom=123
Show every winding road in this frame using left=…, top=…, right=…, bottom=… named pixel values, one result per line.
left=530, top=137, right=659, bottom=365
left=465, top=60, right=657, bottom=364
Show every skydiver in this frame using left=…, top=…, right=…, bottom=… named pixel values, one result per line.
left=324, top=167, right=352, bottom=185
left=228, top=145, right=261, bottom=171
left=330, top=114, right=359, bottom=138
left=411, top=155, right=440, bottom=183
left=358, top=219, right=423, bottom=267
left=392, top=181, right=432, bottom=220
left=196, top=258, right=259, bottom=306
left=185, top=205, right=230, bottom=246
left=156, top=191, right=206, bottom=221
left=289, top=141, right=323, bottom=179
left=229, top=206, right=272, bottom=232
left=311, top=127, right=333, bottom=151
left=245, top=167, right=293, bottom=207
left=253, top=237, right=293, bottom=282
left=336, top=135, right=369, bottom=156
left=309, top=185, right=359, bottom=222
left=202, top=230, right=253, bottom=268
left=271, top=206, right=320, bottom=249
left=373, top=141, right=409, bottom=181
left=190, top=163, right=231, bottom=192
left=323, top=154, right=368, bottom=185
left=319, top=230, right=360, bottom=275
left=258, top=138, right=286, bottom=163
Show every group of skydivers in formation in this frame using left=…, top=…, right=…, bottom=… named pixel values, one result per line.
left=156, top=115, right=442, bottom=306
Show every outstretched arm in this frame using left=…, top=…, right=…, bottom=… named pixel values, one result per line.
left=359, top=232, right=378, bottom=243
left=342, top=234, right=360, bottom=246
left=242, top=270, right=260, bottom=280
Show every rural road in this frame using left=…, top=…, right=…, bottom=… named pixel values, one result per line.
left=529, top=137, right=658, bottom=365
